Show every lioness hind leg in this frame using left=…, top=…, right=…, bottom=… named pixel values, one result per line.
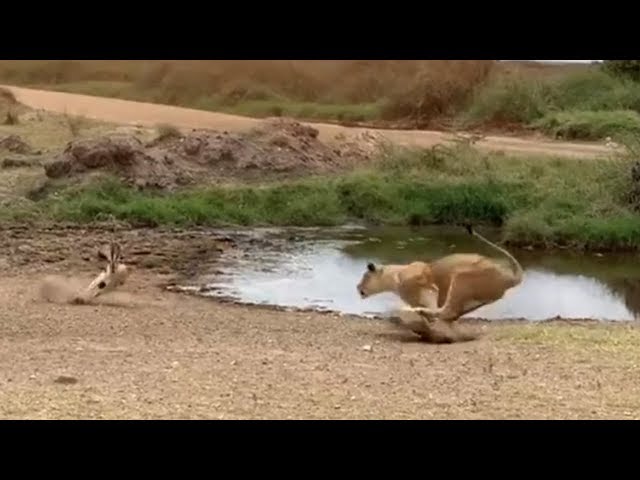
left=407, top=268, right=500, bottom=323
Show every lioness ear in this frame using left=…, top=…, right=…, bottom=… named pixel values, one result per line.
left=367, top=262, right=376, bottom=273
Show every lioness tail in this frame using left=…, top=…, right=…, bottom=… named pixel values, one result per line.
left=464, top=224, right=523, bottom=282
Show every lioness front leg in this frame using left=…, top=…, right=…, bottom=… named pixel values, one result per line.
left=390, top=308, right=443, bottom=339
left=401, top=305, right=438, bottom=324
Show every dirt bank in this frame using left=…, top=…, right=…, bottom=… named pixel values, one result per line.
left=42, top=118, right=383, bottom=188
left=2, top=85, right=618, bottom=159
left=1, top=226, right=639, bottom=419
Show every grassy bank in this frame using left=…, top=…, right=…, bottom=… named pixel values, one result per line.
left=10, top=144, right=639, bottom=251
left=462, top=70, right=640, bottom=139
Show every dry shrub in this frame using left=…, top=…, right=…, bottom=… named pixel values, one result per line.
left=380, top=61, right=495, bottom=126
left=0, top=87, right=16, bottom=105
left=63, top=112, right=88, bottom=137
left=129, top=60, right=495, bottom=107
left=1, top=87, right=18, bottom=124
left=155, top=122, right=182, bottom=140
left=4, top=109, right=18, bottom=125
left=0, top=60, right=137, bottom=84
left=0, top=60, right=495, bottom=123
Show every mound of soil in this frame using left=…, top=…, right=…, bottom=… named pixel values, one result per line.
left=43, top=118, right=384, bottom=189
left=0, top=134, right=33, bottom=155
left=44, top=135, right=195, bottom=189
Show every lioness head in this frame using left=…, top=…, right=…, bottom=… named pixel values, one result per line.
left=357, top=262, right=386, bottom=298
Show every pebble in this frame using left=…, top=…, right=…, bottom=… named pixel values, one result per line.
left=54, top=376, right=78, bottom=385
left=361, top=345, right=372, bottom=352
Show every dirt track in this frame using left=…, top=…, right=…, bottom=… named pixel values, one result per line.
left=2, top=85, right=616, bottom=159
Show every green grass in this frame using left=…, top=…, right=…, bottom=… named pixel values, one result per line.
left=11, top=143, right=639, bottom=251
left=462, top=76, right=553, bottom=126
left=41, top=173, right=514, bottom=228
left=532, top=110, right=640, bottom=140
left=37, top=81, right=384, bottom=123
left=460, top=70, right=640, bottom=140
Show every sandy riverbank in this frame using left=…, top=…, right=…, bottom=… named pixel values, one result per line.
left=1, top=227, right=638, bottom=419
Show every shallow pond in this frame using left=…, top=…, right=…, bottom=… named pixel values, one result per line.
left=186, top=226, right=640, bottom=321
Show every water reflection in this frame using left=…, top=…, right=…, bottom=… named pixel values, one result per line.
left=195, top=226, right=640, bottom=321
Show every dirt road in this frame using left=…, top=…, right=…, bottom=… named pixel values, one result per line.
left=2, top=85, right=616, bottom=159
left=1, top=227, right=639, bottom=420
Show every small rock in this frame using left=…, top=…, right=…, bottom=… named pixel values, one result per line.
left=54, top=376, right=78, bottom=385
left=230, top=360, right=237, bottom=366
left=361, top=345, right=373, bottom=352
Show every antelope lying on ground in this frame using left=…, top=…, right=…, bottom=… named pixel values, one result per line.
left=73, top=241, right=130, bottom=304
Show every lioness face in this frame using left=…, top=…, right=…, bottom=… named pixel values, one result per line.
left=357, top=262, right=385, bottom=298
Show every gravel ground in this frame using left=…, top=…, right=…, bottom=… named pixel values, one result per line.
left=1, top=227, right=639, bottom=419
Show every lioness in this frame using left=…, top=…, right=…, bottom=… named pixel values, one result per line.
left=356, top=225, right=523, bottom=335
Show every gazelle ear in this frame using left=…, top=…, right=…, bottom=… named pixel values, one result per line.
left=110, top=241, right=122, bottom=263
left=97, top=244, right=110, bottom=261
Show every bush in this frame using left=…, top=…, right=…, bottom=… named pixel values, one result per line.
left=532, top=110, right=640, bottom=140
left=550, top=70, right=640, bottom=112
left=155, top=123, right=182, bottom=140
left=462, top=76, right=552, bottom=126
left=381, top=61, right=494, bottom=125
left=603, top=60, right=640, bottom=82
left=0, top=87, right=16, bottom=104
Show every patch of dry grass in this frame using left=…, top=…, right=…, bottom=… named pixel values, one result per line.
left=0, top=109, right=113, bottom=151
left=0, top=60, right=496, bottom=125
left=155, top=123, right=182, bottom=141
left=0, top=86, right=16, bottom=104
left=2, top=61, right=613, bottom=134
left=62, top=112, right=90, bottom=137
left=496, top=321, right=640, bottom=353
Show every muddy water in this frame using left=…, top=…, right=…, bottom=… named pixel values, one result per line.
left=188, top=226, right=640, bottom=321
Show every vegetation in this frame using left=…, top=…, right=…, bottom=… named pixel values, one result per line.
left=603, top=60, right=640, bottom=82
left=461, top=70, right=640, bottom=139
left=7, top=143, right=636, bottom=251
left=155, top=123, right=182, bottom=140
left=5, top=60, right=640, bottom=139
left=3, top=61, right=640, bottom=251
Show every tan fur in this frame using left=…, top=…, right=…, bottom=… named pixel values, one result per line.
left=73, top=241, right=130, bottom=304
left=356, top=226, right=523, bottom=338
